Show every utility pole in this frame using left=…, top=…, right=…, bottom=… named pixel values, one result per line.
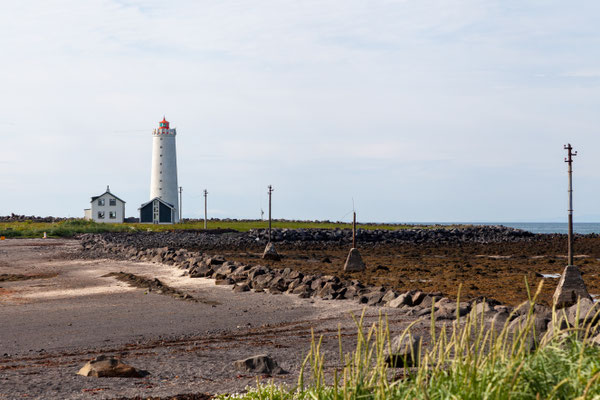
left=179, top=186, right=183, bottom=223
left=565, top=144, right=577, bottom=266
left=203, top=189, right=208, bottom=230
left=352, top=211, right=357, bottom=249
left=268, top=185, right=273, bottom=243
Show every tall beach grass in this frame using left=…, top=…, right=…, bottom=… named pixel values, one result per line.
left=221, top=283, right=600, bottom=399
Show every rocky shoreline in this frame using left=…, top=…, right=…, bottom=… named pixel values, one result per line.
left=78, top=228, right=600, bottom=344
left=83, top=225, right=536, bottom=253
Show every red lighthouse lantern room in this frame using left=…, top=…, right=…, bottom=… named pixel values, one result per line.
left=159, top=117, right=169, bottom=130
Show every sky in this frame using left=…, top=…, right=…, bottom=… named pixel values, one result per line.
left=1, top=0, right=600, bottom=222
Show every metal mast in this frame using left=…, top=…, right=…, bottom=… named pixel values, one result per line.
left=564, top=143, right=577, bottom=266
left=179, top=186, right=183, bottom=223
left=268, top=185, right=274, bottom=243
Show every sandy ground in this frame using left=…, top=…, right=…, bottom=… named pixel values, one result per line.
left=0, top=239, right=421, bottom=400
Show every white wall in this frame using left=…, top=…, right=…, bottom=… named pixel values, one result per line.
left=90, top=193, right=125, bottom=223
left=150, top=128, right=179, bottom=222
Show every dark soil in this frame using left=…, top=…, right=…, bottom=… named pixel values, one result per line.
left=221, top=236, right=600, bottom=306
left=0, top=273, right=58, bottom=282
left=102, top=272, right=219, bottom=305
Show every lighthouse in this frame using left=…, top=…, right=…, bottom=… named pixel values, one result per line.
left=139, top=117, right=179, bottom=224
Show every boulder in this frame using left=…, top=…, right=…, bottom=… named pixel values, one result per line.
left=262, top=242, right=281, bottom=261
left=233, top=355, right=287, bottom=375
left=233, top=283, right=250, bottom=293
left=411, top=291, right=426, bottom=307
left=343, top=248, right=366, bottom=272
left=387, top=292, right=413, bottom=308
left=77, top=355, right=145, bottom=378
left=381, top=290, right=398, bottom=304
left=553, top=265, right=591, bottom=308
left=385, top=334, right=421, bottom=367
left=208, top=255, right=226, bottom=266
left=566, top=298, right=600, bottom=327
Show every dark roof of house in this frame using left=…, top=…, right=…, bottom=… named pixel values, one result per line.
left=138, top=197, right=175, bottom=210
left=91, top=191, right=126, bottom=204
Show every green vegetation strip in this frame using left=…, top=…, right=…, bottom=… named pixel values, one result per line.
left=219, top=283, right=600, bottom=400
left=0, top=219, right=457, bottom=238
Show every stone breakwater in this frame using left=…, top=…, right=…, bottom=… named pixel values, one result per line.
left=85, top=225, right=535, bottom=252
left=249, top=225, right=534, bottom=244
left=79, top=233, right=476, bottom=318
left=78, top=229, right=600, bottom=346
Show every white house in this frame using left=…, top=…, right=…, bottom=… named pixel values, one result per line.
left=84, top=186, right=126, bottom=223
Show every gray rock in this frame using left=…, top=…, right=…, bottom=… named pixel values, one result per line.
left=436, top=302, right=470, bottom=320
left=233, top=355, right=287, bottom=375
left=233, top=283, right=250, bottom=293
left=387, top=292, right=413, bottom=308
left=490, top=310, right=511, bottom=328
left=343, top=248, right=366, bottom=272
left=207, top=255, right=226, bottom=266
left=77, top=355, right=145, bottom=378
left=385, top=334, right=421, bottom=367
left=567, top=298, right=600, bottom=327
left=381, top=290, right=398, bottom=304
left=411, top=291, right=426, bottom=307
left=366, top=289, right=385, bottom=306
left=553, top=265, right=591, bottom=308
left=262, top=242, right=281, bottom=261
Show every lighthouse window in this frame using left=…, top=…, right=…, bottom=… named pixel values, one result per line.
left=97, top=211, right=105, bottom=219
left=109, top=199, right=116, bottom=206
left=97, top=199, right=105, bottom=206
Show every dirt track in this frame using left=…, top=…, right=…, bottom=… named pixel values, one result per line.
left=0, top=239, right=419, bottom=400
left=1, top=234, right=598, bottom=399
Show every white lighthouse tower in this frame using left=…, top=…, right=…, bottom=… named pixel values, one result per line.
left=146, top=116, right=179, bottom=223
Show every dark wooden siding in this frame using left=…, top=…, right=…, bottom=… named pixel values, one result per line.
left=159, top=202, right=172, bottom=223
left=140, top=202, right=153, bottom=223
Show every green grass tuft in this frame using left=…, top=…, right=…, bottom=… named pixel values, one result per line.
left=218, top=283, right=600, bottom=399
left=0, top=219, right=460, bottom=238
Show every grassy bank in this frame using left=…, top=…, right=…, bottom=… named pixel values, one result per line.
left=0, top=219, right=451, bottom=238
left=220, top=284, right=600, bottom=400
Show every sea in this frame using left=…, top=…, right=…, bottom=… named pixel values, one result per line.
left=427, top=222, right=600, bottom=235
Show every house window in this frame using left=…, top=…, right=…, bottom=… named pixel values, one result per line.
left=109, top=211, right=117, bottom=219
left=109, top=198, right=116, bottom=206
left=97, top=199, right=105, bottom=206
left=97, top=211, right=105, bottom=219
